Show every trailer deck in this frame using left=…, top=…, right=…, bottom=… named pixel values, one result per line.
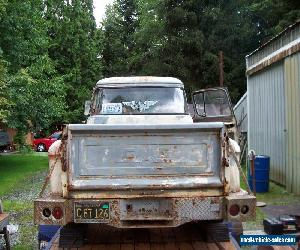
left=48, top=223, right=238, bottom=250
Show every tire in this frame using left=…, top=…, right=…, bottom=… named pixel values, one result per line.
left=37, top=143, right=46, bottom=152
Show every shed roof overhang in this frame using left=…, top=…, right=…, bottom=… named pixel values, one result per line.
left=246, top=20, right=300, bottom=76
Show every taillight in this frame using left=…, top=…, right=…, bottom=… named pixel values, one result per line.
left=52, top=207, right=63, bottom=220
left=42, top=208, right=51, bottom=218
left=229, top=204, right=240, bottom=216
left=241, top=205, right=249, bottom=214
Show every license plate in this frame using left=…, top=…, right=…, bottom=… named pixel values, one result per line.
left=74, top=202, right=110, bottom=222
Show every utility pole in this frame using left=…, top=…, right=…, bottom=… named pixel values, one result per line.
left=219, top=51, right=224, bottom=87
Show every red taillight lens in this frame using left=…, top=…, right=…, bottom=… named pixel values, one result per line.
left=52, top=207, right=63, bottom=220
left=229, top=204, right=240, bottom=216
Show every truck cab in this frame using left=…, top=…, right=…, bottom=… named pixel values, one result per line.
left=86, top=76, right=192, bottom=125
left=34, top=77, right=255, bottom=230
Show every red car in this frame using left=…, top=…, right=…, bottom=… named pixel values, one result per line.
left=33, top=131, right=62, bottom=152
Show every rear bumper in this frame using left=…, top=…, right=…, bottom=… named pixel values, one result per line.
left=34, top=191, right=255, bottom=228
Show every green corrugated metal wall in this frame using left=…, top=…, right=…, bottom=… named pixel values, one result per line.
left=285, top=52, right=300, bottom=194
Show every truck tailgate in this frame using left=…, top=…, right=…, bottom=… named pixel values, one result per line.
left=68, top=123, right=224, bottom=190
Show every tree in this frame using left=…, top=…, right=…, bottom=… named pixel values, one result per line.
left=102, top=0, right=138, bottom=77
left=102, top=3, right=128, bottom=76
left=7, top=56, right=66, bottom=132
left=248, top=0, right=300, bottom=41
left=102, top=0, right=300, bottom=102
left=45, top=0, right=102, bottom=122
left=128, top=0, right=206, bottom=95
left=0, top=0, right=49, bottom=73
left=195, top=0, right=259, bottom=101
left=157, top=0, right=205, bottom=93
left=0, top=0, right=66, bottom=134
left=0, top=0, right=7, bottom=18
left=0, top=1, right=9, bottom=122
left=0, top=59, right=10, bottom=123
left=128, top=0, right=165, bottom=75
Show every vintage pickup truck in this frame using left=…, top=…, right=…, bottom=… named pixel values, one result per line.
left=34, top=77, right=255, bottom=235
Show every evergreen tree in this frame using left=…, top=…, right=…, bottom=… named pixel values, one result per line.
left=100, top=0, right=300, bottom=102
left=248, top=0, right=300, bottom=41
left=196, top=0, right=258, bottom=101
left=128, top=0, right=206, bottom=95
left=102, top=0, right=138, bottom=77
left=45, top=0, right=102, bottom=122
left=157, top=0, right=205, bottom=94
left=128, top=0, right=163, bottom=75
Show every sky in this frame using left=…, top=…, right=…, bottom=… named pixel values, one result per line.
left=93, top=0, right=114, bottom=25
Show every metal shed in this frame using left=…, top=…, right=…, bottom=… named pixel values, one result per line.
left=246, top=20, right=300, bottom=194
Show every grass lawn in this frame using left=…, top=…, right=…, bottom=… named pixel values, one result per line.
left=0, top=153, right=48, bottom=249
left=0, top=153, right=48, bottom=196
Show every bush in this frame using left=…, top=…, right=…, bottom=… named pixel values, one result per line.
left=18, top=144, right=34, bottom=154
left=13, top=131, right=33, bottom=153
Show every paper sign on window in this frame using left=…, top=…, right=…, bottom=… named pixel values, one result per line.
left=101, top=103, right=122, bottom=114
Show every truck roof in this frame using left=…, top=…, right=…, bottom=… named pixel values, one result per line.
left=96, top=76, right=184, bottom=88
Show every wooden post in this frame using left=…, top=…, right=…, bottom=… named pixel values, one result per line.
left=249, top=151, right=256, bottom=196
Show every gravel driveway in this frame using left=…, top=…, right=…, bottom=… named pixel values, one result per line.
left=0, top=170, right=47, bottom=250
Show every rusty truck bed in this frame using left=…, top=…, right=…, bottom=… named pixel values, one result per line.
left=49, top=223, right=238, bottom=250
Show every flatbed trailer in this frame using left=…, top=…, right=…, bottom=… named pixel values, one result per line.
left=48, top=223, right=239, bottom=250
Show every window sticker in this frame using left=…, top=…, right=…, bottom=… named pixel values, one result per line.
left=122, top=101, right=158, bottom=112
left=101, top=103, right=122, bottom=114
